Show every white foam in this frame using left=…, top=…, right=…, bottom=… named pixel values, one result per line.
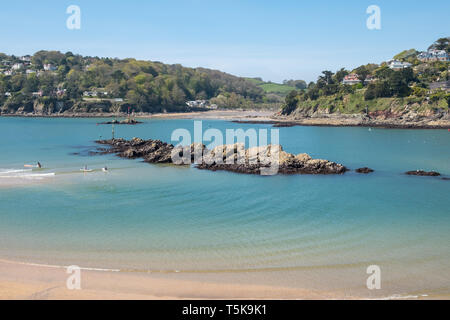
left=0, top=169, right=32, bottom=174
left=0, top=172, right=55, bottom=180
left=375, top=293, right=425, bottom=300
left=0, top=259, right=120, bottom=273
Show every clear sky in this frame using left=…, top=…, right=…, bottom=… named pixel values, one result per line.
left=0, top=0, right=449, bottom=82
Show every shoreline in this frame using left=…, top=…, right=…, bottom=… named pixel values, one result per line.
left=1, top=110, right=449, bottom=129
left=1, top=258, right=444, bottom=300
left=0, top=259, right=341, bottom=300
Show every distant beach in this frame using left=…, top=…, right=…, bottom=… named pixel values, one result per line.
left=2, top=109, right=449, bottom=128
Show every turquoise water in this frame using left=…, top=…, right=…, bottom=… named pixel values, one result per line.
left=0, top=117, right=449, bottom=298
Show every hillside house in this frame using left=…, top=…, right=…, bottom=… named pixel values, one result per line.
left=429, top=80, right=450, bottom=92
left=418, top=49, right=449, bottom=62
left=364, top=75, right=377, bottom=84
left=20, top=55, right=32, bottom=62
left=388, top=60, right=412, bottom=70
left=12, top=63, right=24, bottom=70
left=83, top=91, right=98, bottom=97
left=342, top=74, right=361, bottom=85
left=186, top=100, right=209, bottom=108
left=43, top=64, right=57, bottom=71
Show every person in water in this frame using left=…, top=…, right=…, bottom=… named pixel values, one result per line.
left=37, top=162, right=42, bottom=169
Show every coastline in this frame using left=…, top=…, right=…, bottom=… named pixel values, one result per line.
left=1, top=110, right=449, bottom=129
left=1, top=259, right=445, bottom=300
left=0, top=259, right=339, bottom=300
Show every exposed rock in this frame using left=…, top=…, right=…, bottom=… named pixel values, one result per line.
left=94, top=138, right=348, bottom=175
left=97, top=118, right=142, bottom=125
left=405, top=170, right=441, bottom=177
left=96, top=138, right=174, bottom=163
left=356, top=167, right=374, bottom=174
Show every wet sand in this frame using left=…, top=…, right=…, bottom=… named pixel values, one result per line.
left=0, top=259, right=336, bottom=300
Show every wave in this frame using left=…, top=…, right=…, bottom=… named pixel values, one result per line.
left=0, top=169, right=32, bottom=174
left=0, top=171, right=55, bottom=179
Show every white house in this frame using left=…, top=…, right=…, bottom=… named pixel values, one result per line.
left=388, top=60, right=412, bottom=70
left=12, top=63, right=24, bottom=70
left=186, top=100, right=209, bottom=108
left=20, top=55, right=32, bottom=62
left=83, top=91, right=98, bottom=97
left=43, top=64, right=57, bottom=71
left=3, top=70, right=14, bottom=76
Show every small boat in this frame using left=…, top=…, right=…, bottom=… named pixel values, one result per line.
left=80, top=165, right=93, bottom=172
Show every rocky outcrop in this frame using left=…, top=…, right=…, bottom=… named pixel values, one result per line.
left=95, top=138, right=348, bottom=175
left=96, top=138, right=174, bottom=163
left=197, top=144, right=347, bottom=175
left=405, top=170, right=441, bottom=176
left=356, top=167, right=374, bottom=174
left=97, top=119, right=142, bottom=125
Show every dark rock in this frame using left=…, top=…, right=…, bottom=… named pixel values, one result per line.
left=97, top=119, right=142, bottom=125
left=356, top=167, right=374, bottom=174
left=405, top=170, right=441, bottom=177
left=93, top=139, right=348, bottom=175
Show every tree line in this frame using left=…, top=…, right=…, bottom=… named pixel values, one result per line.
left=0, top=51, right=267, bottom=114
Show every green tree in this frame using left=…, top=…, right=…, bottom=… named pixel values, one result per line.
left=281, top=90, right=299, bottom=115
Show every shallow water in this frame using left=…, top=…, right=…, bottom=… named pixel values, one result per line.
left=0, top=117, right=449, bottom=298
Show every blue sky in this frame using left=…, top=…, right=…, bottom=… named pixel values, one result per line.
left=0, top=0, right=448, bottom=82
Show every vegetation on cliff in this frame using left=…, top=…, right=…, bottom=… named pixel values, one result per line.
left=0, top=51, right=275, bottom=114
left=281, top=37, right=450, bottom=117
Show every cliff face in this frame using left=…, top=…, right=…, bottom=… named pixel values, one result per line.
left=277, top=98, right=450, bottom=128
left=0, top=99, right=114, bottom=116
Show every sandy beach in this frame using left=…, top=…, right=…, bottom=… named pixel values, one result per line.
left=2, top=259, right=447, bottom=300
left=0, top=259, right=337, bottom=300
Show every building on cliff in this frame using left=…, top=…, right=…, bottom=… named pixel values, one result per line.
left=342, top=74, right=361, bottom=85
left=388, top=60, right=412, bottom=70
left=418, top=49, right=449, bottom=62
left=429, top=80, right=450, bottom=92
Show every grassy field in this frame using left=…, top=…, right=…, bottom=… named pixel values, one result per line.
left=245, top=78, right=295, bottom=95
